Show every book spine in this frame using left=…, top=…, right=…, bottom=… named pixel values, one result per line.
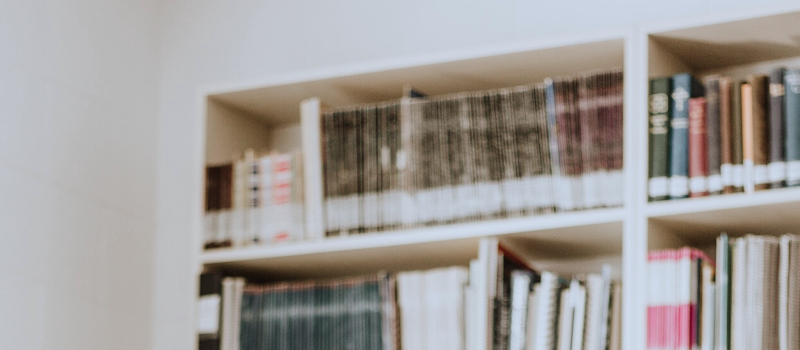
left=742, top=84, right=755, bottom=193
left=706, top=77, right=723, bottom=194
left=785, top=69, right=800, bottom=186
left=669, top=73, right=702, bottom=199
left=770, top=68, right=787, bottom=188
left=719, top=78, right=735, bottom=194
left=649, top=77, right=671, bottom=201
left=689, top=97, right=709, bottom=197
left=732, top=81, right=745, bottom=192
left=749, top=75, right=770, bottom=191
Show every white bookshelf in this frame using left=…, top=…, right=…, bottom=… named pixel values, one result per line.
left=193, top=3, right=800, bottom=350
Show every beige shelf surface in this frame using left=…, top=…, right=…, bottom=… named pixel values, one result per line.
left=647, top=187, right=800, bottom=246
left=207, top=33, right=625, bottom=126
left=201, top=208, right=623, bottom=279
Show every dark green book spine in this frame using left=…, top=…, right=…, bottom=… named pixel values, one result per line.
left=706, top=77, right=723, bottom=194
left=649, top=77, right=672, bottom=201
left=770, top=68, right=787, bottom=188
left=786, top=69, right=800, bottom=186
left=669, top=73, right=704, bottom=199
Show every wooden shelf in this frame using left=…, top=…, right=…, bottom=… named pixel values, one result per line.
left=201, top=208, right=623, bottom=279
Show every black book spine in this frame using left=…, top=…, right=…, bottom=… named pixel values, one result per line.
left=706, top=77, right=723, bottom=194
left=770, top=67, right=787, bottom=188
left=198, top=272, right=223, bottom=350
left=732, top=81, right=745, bottom=192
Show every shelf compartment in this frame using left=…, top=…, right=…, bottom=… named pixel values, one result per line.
left=647, top=9, right=800, bottom=78
left=207, top=35, right=624, bottom=126
left=201, top=208, right=623, bottom=279
left=646, top=187, right=800, bottom=249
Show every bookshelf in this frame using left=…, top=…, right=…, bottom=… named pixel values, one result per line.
left=192, top=3, right=800, bottom=350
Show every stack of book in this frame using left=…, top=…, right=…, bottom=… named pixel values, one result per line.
left=648, top=69, right=800, bottom=201
left=204, top=149, right=304, bottom=249
left=322, top=68, right=624, bottom=236
left=198, top=238, right=623, bottom=350
left=646, top=233, right=800, bottom=350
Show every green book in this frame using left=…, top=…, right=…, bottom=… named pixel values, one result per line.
left=649, top=77, right=672, bottom=200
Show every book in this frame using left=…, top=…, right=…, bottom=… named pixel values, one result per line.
left=770, top=68, right=787, bottom=188
left=649, top=77, right=672, bottom=201
left=786, top=69, right=800, bottom=187
left=705, top=77, right=723, bottom=194
left=732, top=80, right=745, bottom=192
left=204, top=150, right=305, bottom=250
left=198, top=272, right=223, bottom=350
left=715, top=234, right=731, bottom=350
left=689, top=97, right=709, bottom=197
left=317, top=69, right=623, bottom=236
left=647, top=248, right=714, bottom=350
left=669, top=73, right=705, bottom=199
left=719, top=78, right=735, bottom=194
left=742, top=83, right=755, bottom=193
left=748, top=75, right=771, bottom=191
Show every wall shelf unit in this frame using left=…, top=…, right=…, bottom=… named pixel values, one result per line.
left=190, top=3, right=800, bottom=350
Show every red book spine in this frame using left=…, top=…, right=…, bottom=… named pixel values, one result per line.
left=689, top=98, right=709, bottom=197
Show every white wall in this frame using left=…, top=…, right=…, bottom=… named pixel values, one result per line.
left=0, top=0, right=160, bottom=349
left=154, top=0, right=790, bottom=349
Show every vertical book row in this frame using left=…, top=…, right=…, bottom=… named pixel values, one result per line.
left=648, top=69, right=800, bottom=201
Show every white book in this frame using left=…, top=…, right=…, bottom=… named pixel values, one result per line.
left=477, top=238, right=499, bottom=350
left=731, top=238, right=747, bottom=350
left=231, top=278, right=244, bottom=350
left=583, top=274, right=603, bottom=350
left=424, top=269, right=441, bottom=350
left=570, top=281, right=587, bottom=350
left=220, top=278, right=235, bottom=350
left=399, top=271, right=424, bottom=350
left=509, top=271, right=533, bottom=350
left=701, top=283, right=717, bottom=350
left=533, top=272, right=561, bottom=350
left=609, top=284, right=623, bottom=350
left=526, top=286, right=539, bottom=350
left=556, top=288, right=574, bottom=350
left=467, top=259, right=480, bottom=350
left=597, top=267, right=613, bottom=350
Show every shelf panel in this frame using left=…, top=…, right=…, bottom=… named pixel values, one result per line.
left=647, top=187, right=800, bottom=245
left=647, top=9, right=800, bottom=72
left=207, top=32, right=624, bottom=126
left=201, top=208, right=624, bottom=279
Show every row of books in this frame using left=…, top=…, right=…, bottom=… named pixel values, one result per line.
left=204, top=150, right=304, bottom=249
left=648, top=69, right=800, bottom=201
left=197, top=238, right=622, bottom=350
left=322, top=68, right=624, bottom=237
left=647, top=233, right=800, bottom=350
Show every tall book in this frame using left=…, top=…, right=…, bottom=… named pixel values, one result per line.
left=715, top=234, right=731, bottom=350
left=689, top=97, right=709, bottom=197
left=732, top=81, right=745, bottom=192
left=778, top=234, right=800, bottom=350
left=669, top=73, right=704, bottom=199
left=748, top=75, right=770, bottom=191
left=705, top=77, right=723, bottom=194
left=770, top=68, right=787, bottom=188
left=719, top=78, right=735, bottom=194
left=198, top=272, right=223, bottom=350
left=742, top=84, right=755, bottom=193
left=785, top=69, right=800, bottom=187
left=649, top=77, right=672, bottom=201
